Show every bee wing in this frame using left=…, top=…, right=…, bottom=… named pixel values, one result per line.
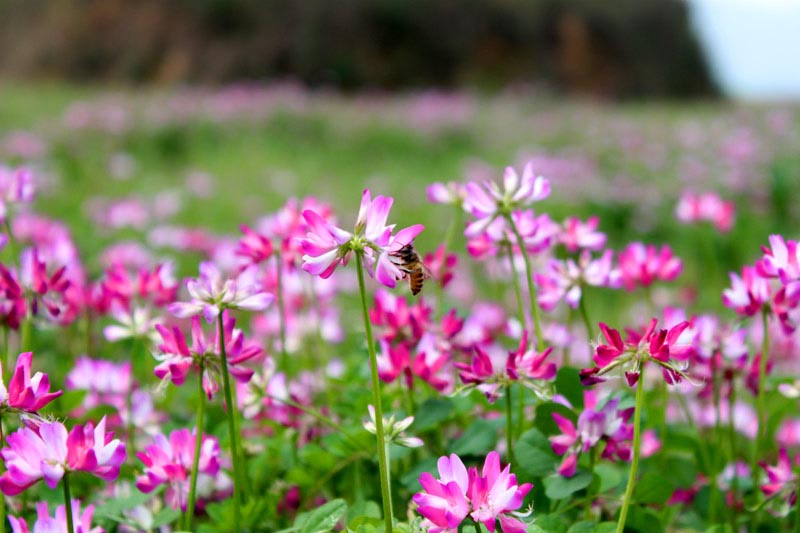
left=419, top=261, right=434, bottom=280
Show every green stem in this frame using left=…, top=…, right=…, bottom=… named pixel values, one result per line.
left=617, top=368, right=646, bottom=533
left=355, top=253, right=394, bottom=533
left=19, top=314, right=31, bottom=353
left=506, top=243, right=526, bottom=330
left=0, top=418, right=4, bottom=533
left=757, top=308, right=770, bottom=452
left=217, top=313, right=242, bottom=532
left=709, top=367, right=722, bottom=525
left=505, top=214, right=544, bottom=351
left=728, top=380, right=738, bottom=533
left=505, top=386, right=515, bottom=464
left=62, top=474, right=74, bottom=533
left=275, top=253, right=288, bottom=372
left=577, top=287, right=594, bottom=342
left=185, top=372, right=206, bottom=530
left=794, top=471, right=800, bottom=533
left=3, top=221, right=17, bottom=261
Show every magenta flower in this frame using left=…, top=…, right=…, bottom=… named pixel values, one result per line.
left=136, top=428, right=223, bottom=511
left=581, top=318, right=691, bottom=387
left=757, top=235, right=800, bottom=283
left=300, top=189, right=424, bottom=287
left=0, top=248, right=71, bottom=327
left=463, top=162, right=550, bottom=237
left=154, top=311, right=263, bottom=398
left=675, top=191, right=735, bottom=232
left=456, top=331, right=555, bottom=402
left=413, top=454, right=470, bottom=532
left=168, top=262, right=273, bottom=322
left=235, top=224, right=274, bottom=265
left=100, top=262, right=178, bottom=310
left=535, top=250, right=620, bottom=311
left=559, top=216, right=607, bottom=253
left=760, top=449, right=798, bottom=515
left=9, top=500, right=102, bottom=533
left=413, top=451, right=532, bottom=532
left=722, top=265, right=771, bottom=316
left=1, top=351, right=62, bottom=413
left=0, top=416, right=125, bottom=496
left=617, top=242, right=682, bottom=291
left=426, top=181, right=466, bottom=206
left=468, top=451, right=533, bottom=532
left=0, top=166, right=35, bottom=224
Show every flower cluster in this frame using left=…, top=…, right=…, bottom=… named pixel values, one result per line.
left=413, top=451, right=532, bottom=532
left=0, top=417, right=125, bottom=496
left=550, top=390, right=661, bottom=477
left=675, top=191, right=735, bottom=232
left=580, top=318, right=692, bottom=387
left=300, top=189, right=424, bottom=288
left=136, top=428, right=229, bottom=511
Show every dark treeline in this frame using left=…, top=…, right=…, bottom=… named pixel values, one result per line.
left=0, top=0, right=716, bottom=98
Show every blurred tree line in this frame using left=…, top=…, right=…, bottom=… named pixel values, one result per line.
left=0, top=0, right=715, bottom=97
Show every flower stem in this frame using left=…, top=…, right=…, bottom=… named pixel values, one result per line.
left=217, top=313, right=242, bottom=532
left=62, top=474, right=74, bottom=533
left=751, top=308, right=770, bottom=530
left=506, top=243, right=526, bottom=330
left=577, top=287, right=593, bottom=342
left=617, top=368, right=646, bottom=533
left=505, top=387, right=516, bottom=464
left=0, top=418, right=4, bottom=533
left=275, top=253, right=289, bottom=372
left=185, top=373, right=206, bottom=530
left=355, top=253, right=393, bottom=533
left=19, top=314, right=31, bottom=353
left=728, top=381, right=738, bottom=533
left=505, top=214, right=544, bottom=351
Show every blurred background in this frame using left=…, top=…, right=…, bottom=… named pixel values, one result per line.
left=0, top=0, right=798, bottom=310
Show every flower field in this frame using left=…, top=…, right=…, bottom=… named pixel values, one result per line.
left=0, top=83, right=799, bottom=532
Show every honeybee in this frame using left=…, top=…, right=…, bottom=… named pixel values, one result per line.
left=389, top=243, right=432, bottom=295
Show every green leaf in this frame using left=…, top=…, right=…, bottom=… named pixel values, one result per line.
left=624, top=506, right=664, bottom=533
left=633, top=471, right=675, bottom=504
left=514, top=428, right=558, bottom=479
left=566, top=521, right=595, bottom=533
left=595, top=523, right=617, bottom=533
left=347, top=500, right=381, bottom=523
left=451, top=419, right=496, bottom=456
left=531, top=514, right=568, bottom=533
left=544, top=471, right=593, bottom=500
left=554, top=367, right=584, bottom=409
left=705, top=525, right=733, bottom=533
left=413, top=398, right=454, bottom=431
left=294, top=499, right=347, bottom=533
left=661, top=454, right=697, bottom=488
left=151, top=507, right=182, bottom=528
left=594, top=464, right=623, bottom=494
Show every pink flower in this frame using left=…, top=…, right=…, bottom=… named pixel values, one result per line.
left=168, top=262, right=273, bottom=322
left=463, top=162, right=550, bottom=237
left=759, top=449, right=798, bottom=513
left=675, top=191, right=735, bottom=232
left=0, top=248, right=71, bottom=327
left=426, top=181, right=466, bottom=206
left=0, top=416, right=125, bottom=496
left=535, top=250, right=620, bottom=311
left=468, top=451, right=532, bottom=532
left=757, top=235, right=800, bottom=283
left=0, top=166, right=35, bottom=224
left=136, top=428, right=223, bottom=511
left=1, top=351, right=62, bottom=412
left=154, top=311, right=262, bottom=398
left=413, top=454, right=470, bottom=532
left=299, top=189, right=424, bottom=287
left=413, top=452, right=532, bottom=532
left=456, top=332, right=556, bottom=402
left=559, top=216, right=607, bottom=252
left=9, top=500, right=103, bottom=533
left=236, top=224, right=274, bottom=265
left=617, top=243, right=682, bottom=291
left=722, top=265, right=771, bottom=316
left=100, top=262, right=178, bottom=310
left=582, top=318, right=691, bottom=387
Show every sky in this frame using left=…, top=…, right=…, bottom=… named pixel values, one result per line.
left=687, top=0, right=800, bottom=100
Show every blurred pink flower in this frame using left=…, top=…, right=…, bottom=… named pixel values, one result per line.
left=9, top=500, right=103, bottom=533
left=617, top=243, right=682, bottom=291
left=1, top=351, right=62, bottom=413
left=675, top=191, right=735, bottom=232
